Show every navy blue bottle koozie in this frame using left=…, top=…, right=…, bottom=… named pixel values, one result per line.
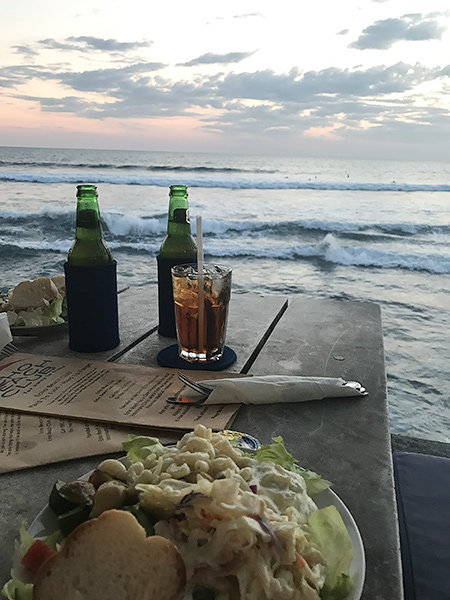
left=64, top=261, right=120, bottom=352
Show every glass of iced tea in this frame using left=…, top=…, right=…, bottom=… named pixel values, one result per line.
left=171, top=264, right=232, bottom=362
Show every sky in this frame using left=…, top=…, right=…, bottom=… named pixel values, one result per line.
left=1, top=0, right=450, bottom=160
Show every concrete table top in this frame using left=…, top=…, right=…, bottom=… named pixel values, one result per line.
left=0, top=287, right=403, bottom=599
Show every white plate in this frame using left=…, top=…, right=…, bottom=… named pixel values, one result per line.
left=315, top=488, right=365, bottom=600
left=10, top=321, right=68, bottom=336
left=28, top=465, right=365, bottom=600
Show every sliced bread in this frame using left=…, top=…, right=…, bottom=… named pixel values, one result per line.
left=33, top=509, right=186, bottom=600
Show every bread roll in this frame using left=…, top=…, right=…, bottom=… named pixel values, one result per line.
left=9, top=277, right=60, bottom=310
left=50, top=275, right=66, bottom=295
left=33, top=510, right=186, bottom=600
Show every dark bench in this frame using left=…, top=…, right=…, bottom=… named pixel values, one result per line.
left=393, top=451, right=450, bottom=600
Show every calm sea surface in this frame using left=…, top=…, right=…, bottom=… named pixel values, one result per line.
left=1, top=146, right=449, bottom=442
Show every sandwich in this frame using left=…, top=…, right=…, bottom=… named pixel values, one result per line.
left=0, top=276, right=66, bottom=327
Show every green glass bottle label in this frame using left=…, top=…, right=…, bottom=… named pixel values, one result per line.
left=173, top=208, right=190, bottom=224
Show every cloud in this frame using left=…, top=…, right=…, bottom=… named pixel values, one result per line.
left=350, top=13, right=447, bottom=50
left=341, top=106, right=450, bottom=149
left=2, top=60, right=444, bottom=105
left=57, top=62, right=166, bottom=93
left=70, top=36, right=152, bottom=52
left=38, top=36, right=152, bottom=53
left=232, top=13, right=263, bottom=19
left=178, top=51, right=256, bottom=67
left=207, top=12, right=263, bottom=25
left=12, top=45, right=39, bottom=58
left=0, top=64, right=53, bottom=88
left=213, top=63, right=437, bottom=102
left=15, top=94, right=92, bottom=113
left=2, top=52, right=450, bottom=151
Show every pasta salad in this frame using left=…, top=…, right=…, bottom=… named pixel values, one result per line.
left=2, top=426, right=355, bottom=600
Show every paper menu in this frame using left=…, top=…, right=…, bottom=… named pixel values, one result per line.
left=0, top=353, right=242, bottom=474
left=0, top=409, right=182, bottom=474
left=0, top=353, right=240, bottom=431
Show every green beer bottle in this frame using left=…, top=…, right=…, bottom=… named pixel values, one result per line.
left=64, top=184, right=120, bottom=351
left=67, top=185, right=113, bottom=266
left=157, top=185, right=197, bottom=337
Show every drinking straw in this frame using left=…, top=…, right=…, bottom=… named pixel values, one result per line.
left=196, top=216, right=205, bottom=355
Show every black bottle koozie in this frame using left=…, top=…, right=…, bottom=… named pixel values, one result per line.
left=64, top=261, right=120, bottom=352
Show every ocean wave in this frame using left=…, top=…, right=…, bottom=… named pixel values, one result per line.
left=0, top=207, right=449, bottom=238
left=103, top=213, right=163, bottom=236
left=0, top=161, right=272, bottom=174
left=2, top=170, right=450, bottom=192
left=2, top=233, right=449, bottom=274
left=206, top=234, right=450, bottom=274
left=314, top=234, right=450, bottom=274
left=0, top=239, right=70, bottom=253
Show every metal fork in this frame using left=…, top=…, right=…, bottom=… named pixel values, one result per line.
left=166, top=373, right=214, bottom=405
left=177, top=372, right=213, bottom=396
left=0, top=342, right=19, bottom=359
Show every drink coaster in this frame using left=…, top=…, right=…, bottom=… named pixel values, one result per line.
left=157, top=345, right=237, bottom=370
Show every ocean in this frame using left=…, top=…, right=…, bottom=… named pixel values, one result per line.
left=0, top=146, right=449, bottom=442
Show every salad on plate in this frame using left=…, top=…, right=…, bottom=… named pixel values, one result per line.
left=0, top=276, right=66, bottom=328
left=2, top=426, right=361, bottom=600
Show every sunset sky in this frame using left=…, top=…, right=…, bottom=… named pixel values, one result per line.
left=1, top=0, right=450, bottom=160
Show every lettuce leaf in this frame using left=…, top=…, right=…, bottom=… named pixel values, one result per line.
left=255, top=436, right=332, bottom=496
left=122, top=435, right=164, bottom=464
left=60, top=297, right=67, bottom=320
left=43, top=297, right=63, bottom=323
left=42, top=529, right=64, bottom=550
left=320, top=574, right=354, bottom=600
left=14, top=310, right=51, bottom=327
left=10, top=524, right=36, bottom=582
left=15, top=522, right=62, bottom=556
left=1, top=579, right=33, bottom=600
left=308, top=506, right=354, bottom=600
left=2, top=522, right=64, bottom=600
left=17, top=525, right=35, bottom=555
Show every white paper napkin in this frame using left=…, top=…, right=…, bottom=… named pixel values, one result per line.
left=184, top=375, right=367, bottom=405
left=0, top=313, right=13, bottom=353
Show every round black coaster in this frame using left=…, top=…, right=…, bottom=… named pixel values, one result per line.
left=157, top=345, right=237, bottom=371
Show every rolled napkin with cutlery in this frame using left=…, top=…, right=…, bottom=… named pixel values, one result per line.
left=173, top=374, right=368, bottom=405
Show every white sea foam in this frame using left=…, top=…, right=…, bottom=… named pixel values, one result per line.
left=2, top=170, right=450, bottom=192
left=1, top=206, right=448, bottom=238
left=316, top=234, right=450, bottom=273
left=0, top=238, right=70, bottom=253
left=103, top=213, right=163, bottom=236
left=204, top=234, right=450, bottom=274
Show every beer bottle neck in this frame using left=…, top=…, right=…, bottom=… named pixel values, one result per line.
left=68, top=185, right=113, bottom=266
left=159, top=185, right=197, bottom=259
